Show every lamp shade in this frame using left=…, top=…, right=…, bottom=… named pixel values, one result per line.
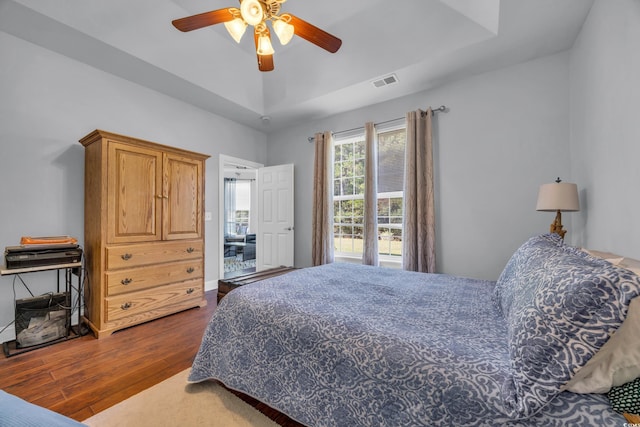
left=256, top=34, right=275, bottom=55
left=536, top=182, right=580, bottom=212
left=224, top=18, right=247, bottom=43
left=273, top=18, right=294, bottom=45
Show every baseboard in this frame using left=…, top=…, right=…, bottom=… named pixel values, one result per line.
left=0, top=327, right=15, bottom=344
left=205, top=279, right=218, bottom=292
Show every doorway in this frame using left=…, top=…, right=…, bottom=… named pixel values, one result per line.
left=219, top=155, right=262, bottom=280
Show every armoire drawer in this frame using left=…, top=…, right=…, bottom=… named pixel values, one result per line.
left=105, top=280, right=203, bottom=322
left=106, top=240, right=203, bottom=270
left=105, top=260, right=203, bottom=296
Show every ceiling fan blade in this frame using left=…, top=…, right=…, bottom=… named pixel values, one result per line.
left=254, top=29, right=275, bottom=72
left=172, top=8, right=234, bottom=32
left=288, top=14, right=342, bottom=53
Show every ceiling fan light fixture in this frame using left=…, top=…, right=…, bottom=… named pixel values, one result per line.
left=273, top=17, right=294, bottom=45
left=224, top=18, right=247, bottom=43
left=257, top=33, right=275, bottom=55
left=240, top=0, right=264, bottom=26
left=172, top=0, right=342, bottom=71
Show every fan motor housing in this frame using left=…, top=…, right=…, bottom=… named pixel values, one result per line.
left=261, top=0, right=283, bottom=19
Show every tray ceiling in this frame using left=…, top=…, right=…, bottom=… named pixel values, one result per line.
left=0, top=0, right=594, bottom=132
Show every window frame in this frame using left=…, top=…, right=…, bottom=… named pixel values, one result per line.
left=332, top=121, right=406, bottom=263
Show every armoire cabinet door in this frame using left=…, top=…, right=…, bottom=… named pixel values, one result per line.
left=107, top=141, right=163, bottom=244
left=163, top=153, right=203, bottom=240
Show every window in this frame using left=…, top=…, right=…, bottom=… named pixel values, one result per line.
left=234, top=210, right=249, bottom=234
left=333, top=123, right=406, bottom=260
left=224, top=179, right=252, bottom=235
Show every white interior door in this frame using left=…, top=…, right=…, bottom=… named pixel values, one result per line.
left=257, top=164, right=294, bottom=270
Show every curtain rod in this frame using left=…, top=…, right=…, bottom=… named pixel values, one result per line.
left=307, top=105, right=447, bottom=143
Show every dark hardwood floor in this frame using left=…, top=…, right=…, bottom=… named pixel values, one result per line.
left=0, top=290, right=303, bottom=426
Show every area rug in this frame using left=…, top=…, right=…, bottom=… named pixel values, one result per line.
left=224, top=257, right=256, bottom=273
left=83, top=369, right=279, bottom=427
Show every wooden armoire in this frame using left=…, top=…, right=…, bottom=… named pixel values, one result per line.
left=79, top=130, right=209, bottom=338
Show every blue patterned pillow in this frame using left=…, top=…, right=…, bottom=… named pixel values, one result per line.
left=494, top=234, right=640, bottom=419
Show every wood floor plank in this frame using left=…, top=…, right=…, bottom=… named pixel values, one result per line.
left=1, top=369, right=56, bottom=397
left=0, top=354, right=45, bottom=377
left=28, top=389, right=68, bottom=411
left=68, top=405, right=95, bottom=422
left=48, top=347, right=122, bottom=381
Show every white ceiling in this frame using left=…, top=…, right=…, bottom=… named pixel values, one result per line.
left=0, top=0, right=594, bottom=133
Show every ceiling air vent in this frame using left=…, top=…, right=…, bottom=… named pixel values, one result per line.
left=371, top=74, right=398, bottom=87
left=372, top=74, right=399, bottom=88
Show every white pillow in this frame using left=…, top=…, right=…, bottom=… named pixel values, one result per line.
left=581, top=248, right=624, bottom=266
left=620, top=257, right=640, bottom=277
left=564, top=296, right=640, bottom=393
left=581, top=248, right=640, bottom=275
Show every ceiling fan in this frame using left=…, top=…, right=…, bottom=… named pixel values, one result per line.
left=172, top=0, right=342, bottom=72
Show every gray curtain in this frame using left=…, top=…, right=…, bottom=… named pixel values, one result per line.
left=312, top=131, right=334, bottom=266
left=362, top=122, right=379, bottom=266
left=224, top=178, right=236, bottom=236
left=402, top=109, right=436, bottom=272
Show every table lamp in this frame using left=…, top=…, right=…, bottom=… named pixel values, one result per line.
left=536, top=177, right=580, bottom=239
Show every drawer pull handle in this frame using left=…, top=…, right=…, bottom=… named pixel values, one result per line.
left=121, top=302, right=132, bottom=310
left=121, top=253, right=133, bottom=261
left=186, top=267, right=195, bottom=274
left=186, top=247, right=195, bottom=253
left=121, top=278, right=133, bottom=285
left=186, top=288, right=194, bottom=294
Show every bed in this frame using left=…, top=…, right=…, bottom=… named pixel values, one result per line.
left=189, top=234, right=640, bottom=426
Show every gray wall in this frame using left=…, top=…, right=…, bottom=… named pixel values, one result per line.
left=569, top=0, right=640, bottom=258
left=0, top=32, right=267, bottom=341
left=268, top=52, right=572, bottom=280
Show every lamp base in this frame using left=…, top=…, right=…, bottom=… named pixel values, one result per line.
left=549, top=210, right=566, bottom=239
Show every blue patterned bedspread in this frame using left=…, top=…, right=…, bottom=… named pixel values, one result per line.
left=189, top=263, right=623, bottom=426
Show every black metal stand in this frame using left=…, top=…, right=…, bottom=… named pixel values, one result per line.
left=1, top=261, right=84, bottom=357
